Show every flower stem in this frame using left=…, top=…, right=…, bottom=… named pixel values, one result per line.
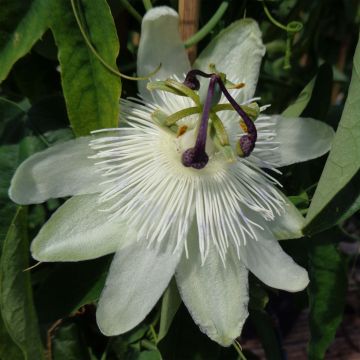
left=119, top=0, right=142, bottom=24
left=233, top=340, right=247, bottom=360
left=184, top=1, right=229, bottom=48
left=142, top=0, right=152, bottom=11
left=262, top=1, right=288, bottom=31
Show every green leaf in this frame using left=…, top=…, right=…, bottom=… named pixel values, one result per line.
left=282, top=75, right=316, bottom=117
left=0, top=208, right=45, bottom=360
left=301, top=63, right=333, bottom=121
left=248, top=276, right=269, bottom=311
left=52, top=322, right=92, bottom=360
left=0, top=0, right=54, bottom=83
left=305, top=35, right=360, bottom=234
left=34, top=256, right=111, bottom=324
left=0, top=312, right=23, bottom=360
left=50, top=0, right=121, bottom=136
left=282, top=63, right=332, bottom=118
left=158, top=305, right=220, bottom=360
left=249, top=310, right=283, bottom=360
left=248, top=276, right=282, bottom=360
left=136, top=350, right=162, bottom=360
left=308, top=229, right=348, bottom=360
left=0, top=144, right=19, bottom=247
left=157, top=278, right=181, bottom=343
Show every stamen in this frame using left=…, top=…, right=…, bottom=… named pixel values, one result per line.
left=182, top=74, right=219, bottom=169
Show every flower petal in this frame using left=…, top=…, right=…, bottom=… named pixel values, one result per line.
left=137, top=6, right=191, bottom=99
left=270, top=196, right=305, bottom=240
left=243, top=194, right=305, bottom=240
left=241, top=234, right=309, bottom=292
left=270, top=116, right=335, bottom=167
left=31, top=194, right=130, bottom=261
left=194, top=18, right=265, bottom=103
left=9, top=137, right=102, bottom=204
left=175, top=228, right=249, bottom=346
left=96, top=243, right=182, bottom=336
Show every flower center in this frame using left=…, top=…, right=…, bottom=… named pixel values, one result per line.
left=181, top=70, right=258, bottom=169
left=147, top=68, right=260, bottom=170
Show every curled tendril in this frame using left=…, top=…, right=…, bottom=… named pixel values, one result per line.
left=261, top=1, right=303, bottom=70
left=287, top=21, right=303, bottom=33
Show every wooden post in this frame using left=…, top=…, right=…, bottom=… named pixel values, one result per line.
left=178, top=0, right=201, bottom=64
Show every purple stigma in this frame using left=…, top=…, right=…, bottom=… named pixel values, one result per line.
left=183, top=74, right=200, bottom=90
left=182, top=148, right=209, bottom=169
left=239, top=134, right=256, bottom=157
left=183, top=69, right=212, bottom=90
left=181, top=74, right=219, bottom=170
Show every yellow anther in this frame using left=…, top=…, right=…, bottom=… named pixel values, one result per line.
left=177, top=125, right=188, bottom=137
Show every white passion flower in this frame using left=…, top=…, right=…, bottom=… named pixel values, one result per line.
left=9, top=7, right=335, bottom=346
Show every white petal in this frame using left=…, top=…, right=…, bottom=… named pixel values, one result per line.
left=243, top=194, right=305, bottom=240
left=241, top=234, right=309, bottom=292
left=96, top=243, right=182, bottom=336
left=31, top=194, right=130, bottom=261
left=194, top=19, right=265, bottom=103
left=9, top=137, right=102, bottom=204
left=270, top=116, right=335, bottom=167
left=270, top=196, right=305, bottom=240
left=176, top=228, right=249, bottom=346
left=137, top=6, right=191, bottom=99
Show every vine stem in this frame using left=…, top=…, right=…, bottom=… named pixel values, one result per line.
left=70, top=0, right=160, bottom=80
left=142, top=0, right=152, bottom=11
left=233, top=340, right=247, bottom=360
left=119, top=0, right=142, bottom=24
left=184, top=2, right=229, bottom=48
left=261, top=1, right=288, bottom=31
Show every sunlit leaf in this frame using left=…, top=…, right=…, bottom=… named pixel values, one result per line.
left=305, top=34, right=360, bottom=234
left=50, top=0, right=121, bottom=136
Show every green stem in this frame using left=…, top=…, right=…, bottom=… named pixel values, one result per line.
left=184, top=1, right=229, bottom=48
left=262, top=1, right=288, bottom=31
left=119, top=0, right=142, bottom=24
left=232, top=340, right=247, bottom=360
left=149, top=325, right=158, bottom=344
left=142, top=0, right=152, bottom=11
left=70, top=0, right=160, bottom=80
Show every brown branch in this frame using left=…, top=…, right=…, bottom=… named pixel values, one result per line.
left=178, top=0, right=201, bottom=64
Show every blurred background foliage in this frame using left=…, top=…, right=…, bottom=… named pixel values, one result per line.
left=0, top=0, right=360, bottom=359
